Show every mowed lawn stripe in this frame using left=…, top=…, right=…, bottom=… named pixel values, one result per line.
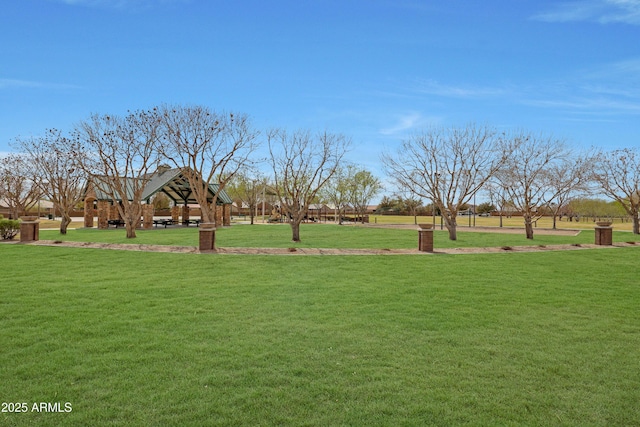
left=1, top=245, right=639, bottom=426
left=39, top=223, right=640, bottom=249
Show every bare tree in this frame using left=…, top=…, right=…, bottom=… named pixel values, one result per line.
left=14, top=129, right=87, bottom=234
left=349, top=168, right=382, bottom=223
left=496, top=132, right=571, bottom=239
left=382, top=124, right=507, bottom=240
left=0, top=153, right=43, bottom=219
left=484, top=181, right=511, bottom=228
left=226, top=171, right=265, bottom=225
left=321, top=165, right=354, bottom=225
left=547, top=154, right=592, bottom=229
left=75, top=109, right=162, bottom=238
left=592, top=147, right=640, bottom=234
left=268, top=129, right=350, bottom=242
left=158, top=105, right=259, bottom=225
left=393, top=191, right=423, bottom=224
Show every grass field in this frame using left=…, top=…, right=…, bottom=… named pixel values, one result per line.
left=36, top=213, right=636, bottom=233
left=37, top=222, right=640, bottom=249
left=2, top=225, right=639, bottom=426
left=368, top=214, right=636, bottom=231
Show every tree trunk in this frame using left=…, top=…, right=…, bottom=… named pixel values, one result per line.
left=552, top=214, right=557, bottom=230
left=633, top=215, right=639, bottom=235
left=250, top=212, right=254, bottom=225
left=524, top=215, right=534, bottom=239
left=290, top=220, right=302, bottom=242
left=202, top=204, right=216, bottom=226
left=125, top=222, right=137, bottom=238
left=123, top=206, right=141, bottom=239
left=444, top=215, right=458, bottom=241
left=59, top=214, right=72, bottom=235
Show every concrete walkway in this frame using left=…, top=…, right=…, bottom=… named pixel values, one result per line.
left=15, top=239, right=640, bottom=255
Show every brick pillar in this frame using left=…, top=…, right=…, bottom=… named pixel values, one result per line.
left=19, top=216, right=39, bottom=242
left=83, top=198, right=95, bottom=228
left=595, top=222, right=613, bottom=246
left=215, top=205, right=223, bottom=227
left=199, top=223, right=216, bottom=251
left=182, top=205, right=190, bottom=224
left=171, top=206, right=180, bottom=223
left=223, top=204, right=230, bottom=226
left=418, top=224, right=434, bottom=252
left=97, top=200, right=109, bottom=229
left=142, top=204, right=154, bottom=229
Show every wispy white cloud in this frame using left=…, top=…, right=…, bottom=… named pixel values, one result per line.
left=379, top=112, right=441, bottom=136
left=583, top=57, right=640, bottom=79
left=533, top=0, right=640, bottom=25
left=51, top=0, right=188, bottom=10
left=0, top=78, right=80, bottom=91
left=522, top=96, right=640, bottom=114
left=415, top=79, right=509, bottom=99
left=403, top=57, right=640, bottom=122
left=519, top=58, right=640, bottom=116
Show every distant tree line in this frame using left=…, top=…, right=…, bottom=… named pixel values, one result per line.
left=2, top=112, right=639, bottom=242
left=382, top=124, right=640, bottom=240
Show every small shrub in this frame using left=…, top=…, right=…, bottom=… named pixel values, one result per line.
left=0, top=219, right=21, bottom=240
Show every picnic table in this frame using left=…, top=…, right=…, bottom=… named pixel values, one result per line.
left=108, top=219, right=125, bottom=228
left=153, top=219, right=175, bottom=228
left=182, top=219, right=201, bottom=227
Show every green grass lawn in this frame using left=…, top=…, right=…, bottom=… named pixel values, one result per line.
left=1, top=240, right=639, bottom=426
left=370, top=214, right=637, bottom=231
left=39, top=223, right=640, bottom=249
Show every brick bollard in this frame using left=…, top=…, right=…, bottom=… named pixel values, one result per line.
left=595, top=221, right=613, bottom=246
left=418, top=223, right=434, bottom=252
left=199, top=223, right=216, bottom=251
left=20, top=216, right=40, bottom=242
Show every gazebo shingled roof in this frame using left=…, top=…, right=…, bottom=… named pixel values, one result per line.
left=87, top=167, right=233, bottom=205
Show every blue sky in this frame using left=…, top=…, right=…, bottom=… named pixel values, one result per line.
left=2, top=0, right=639, bottom=179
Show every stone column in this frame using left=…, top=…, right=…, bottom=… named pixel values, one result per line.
left=97, top=200, right=110, bottom=229
left=418, top=223, right=434, bottom=253
left=171, top=206, right=180, bottom=223
left=83, top=198, right=95, bottom=228
left=215, top=205, right=223, bottom=227
left=595, top=221, right=613, bottom=246
left=223, top=204, right=230, bottom=226
left=199, top=223, right=216, bottom=251
left=182, top=205, right=190, bottom=224
left=19, top=216, right=40, bottom=242
left=142, top=204, right=154, bottom=229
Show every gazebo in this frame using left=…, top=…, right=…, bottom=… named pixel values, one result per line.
left=83, top=167, right=233, bottom=229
